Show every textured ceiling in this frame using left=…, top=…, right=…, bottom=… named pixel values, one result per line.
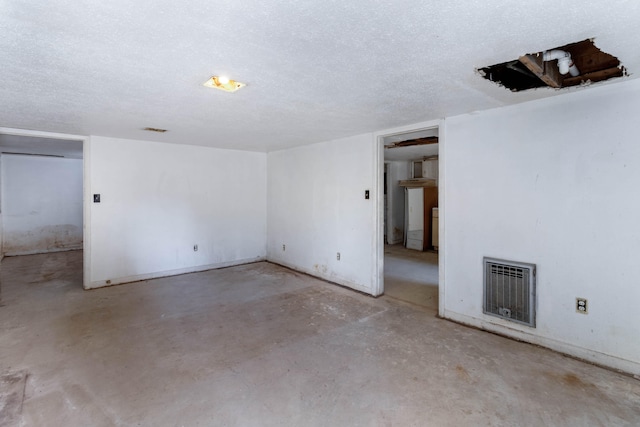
left=385, top=144, right=438, bottom=161
left=0, top=134, right=83, bottom=158
left=1, top=0, right=639, bottom=152
left=384, top=129, right=438, bottom=161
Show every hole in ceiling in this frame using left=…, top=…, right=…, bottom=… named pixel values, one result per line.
left=478, top=39, right=627, bottom=92
left=383, top=128, right=439, bottom=162
left=385, top=136, right=438, bottom=149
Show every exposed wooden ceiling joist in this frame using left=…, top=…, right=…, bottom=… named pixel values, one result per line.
left=519, top=54, right=562, bottom=88
left=385, top=136, right=439, bottom=148
left=562, top=66, right=625, bottom=86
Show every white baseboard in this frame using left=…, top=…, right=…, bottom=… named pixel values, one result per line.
left=444, top=310, right=640, bottom=377
left=267, top=258, right=373, bottom=295
left=4, top=245, right=83, bottom=257
left=86, top=256, right=265, bottom=289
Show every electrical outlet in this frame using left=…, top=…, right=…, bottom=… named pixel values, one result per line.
left=193, top=244, right=198, bottom=252
left=93, top=194, right=101, bottom=203
left=282, top=244, right=286, bottom=251
left=337, top=252, right=341, bottom=261
left=576, top=298, right=588, bottom=314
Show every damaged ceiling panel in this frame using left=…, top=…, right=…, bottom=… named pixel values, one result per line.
left=479, top=39, right=626, bottom=92
left=385, top=136, right=438, bottom=149
left=383, top=129, right=439, bottom=161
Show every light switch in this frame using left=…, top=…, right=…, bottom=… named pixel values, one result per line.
left=365, top=190, right=370, bottom=199
left=93, top=194, right=101, bottom=203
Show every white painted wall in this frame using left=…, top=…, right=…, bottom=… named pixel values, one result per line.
left=267, top=134, right=376, bottom=294
left=385, top=161, right=409, bottom=244
left=0, top=154, right=3, bottom=261
left=87, top=136, right=267, bottom=288
left=1, top=154, right=83, bottom=256
left=442, top=78, right=640, bottom=375
left=0, top=211, right=3, bottom=261
left=422, top=158, right=438, bottom=184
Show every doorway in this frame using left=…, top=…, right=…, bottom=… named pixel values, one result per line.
left=378, top=126, right=440, bottom=311
left=0, top=129, right=87, bottom=289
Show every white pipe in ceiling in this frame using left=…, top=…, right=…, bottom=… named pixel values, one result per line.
left=543, top=50, right=580, bottom=76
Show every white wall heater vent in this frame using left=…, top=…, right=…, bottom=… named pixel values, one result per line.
left=483, top=257, right=536, bottom=327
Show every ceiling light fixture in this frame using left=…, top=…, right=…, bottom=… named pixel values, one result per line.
left=203, top=75, right=245, bottom=92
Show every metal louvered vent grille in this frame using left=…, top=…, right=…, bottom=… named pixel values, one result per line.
left=483, top=257, right=536, bottom=327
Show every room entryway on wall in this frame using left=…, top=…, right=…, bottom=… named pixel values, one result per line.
left=379, top=126, right=440, bottom=311
left=0, top=131, right=86, bottom=293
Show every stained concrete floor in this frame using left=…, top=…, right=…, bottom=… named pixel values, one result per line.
left=384, top=244, right=438, bottom=310
left=1, top=251, right=639, bottom=426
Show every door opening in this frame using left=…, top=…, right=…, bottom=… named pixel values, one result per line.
left=378, top=126, right=441, bottom=311
left=0, top=129, right=87, bottom=292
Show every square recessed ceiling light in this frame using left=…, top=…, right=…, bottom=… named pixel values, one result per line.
left=203, top=76, right=245, bottom=93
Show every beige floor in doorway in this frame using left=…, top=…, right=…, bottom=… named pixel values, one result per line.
left=384, top=244, right=438, bottom=310
left=1, top=251, right=639, bottom=426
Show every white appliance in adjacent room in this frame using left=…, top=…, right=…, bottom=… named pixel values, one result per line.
left=432, top=207, right=439, bottom=251
left=404, top=187, right=424, bottom=250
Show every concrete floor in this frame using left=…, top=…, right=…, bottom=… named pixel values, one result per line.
left=1, top=251, right=639, bottom=426
left=384, top=244, right=438, bottom=310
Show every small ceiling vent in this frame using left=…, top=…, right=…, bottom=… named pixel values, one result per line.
left=483, top=257, right=536, bottom=327
left=143, top=127, right=168, bottom=133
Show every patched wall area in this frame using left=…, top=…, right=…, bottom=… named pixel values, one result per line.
left=1, top=155, right=83, bottom=256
